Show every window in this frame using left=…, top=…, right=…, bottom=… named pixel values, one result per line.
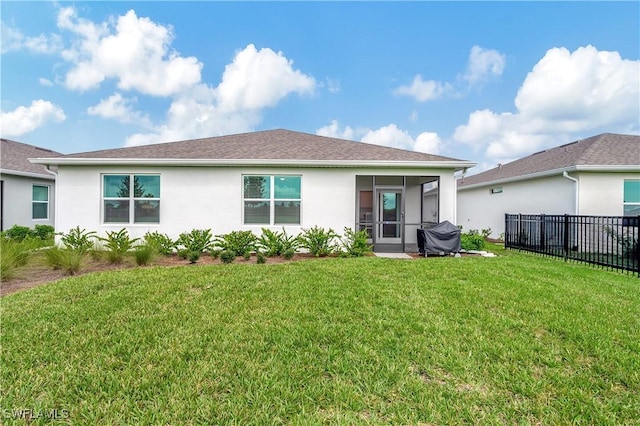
left=623, top=179, right=640, bottom=216
left=103, top=175, right=160, bottom=224
left=243, top=175, right=301, bottom=225
left=32, top=185, right=49, bottom=220
left=490, top=187, right=503, bottom=194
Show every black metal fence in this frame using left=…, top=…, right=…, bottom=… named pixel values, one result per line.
left=505, top=214, right=639, bottom=276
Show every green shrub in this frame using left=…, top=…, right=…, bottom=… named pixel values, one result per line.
left=256, top=228, right=284, bottom=257
left=34, top=224, right=55, bottom=241
left=256, top=227, right=299, bottom=257
left=43, top=247, right=83, bottom=275
left=220, top=250, right=235, bottom=264
left=4, top=225, right=33, bottom=242
left=243, top=250, right=252, bottom=261
left=61, top=226, right=97, bottom=253
left=134, top=244, right=157, bottom=266
left=461, top=230, right=486, bottom=251
left=298, top=226, right=338, bottom=257
left=283, top=248, right=295, bottom=260
left=215, top=231, right=256, bottom=256
left=143, top=231, right=175, bottom=255
left=256, top=252, right=266, bottom=264
left=187, top=251, right=201, bottom=264
left=177, top=229, right=213, bottom=255
left=338, top=227, right=372, bottom=257
left=210, top=249, right=222, bottom=259
left=98, top=228, right=139, bottom=264
left=256, top=228, right=298, bottom=259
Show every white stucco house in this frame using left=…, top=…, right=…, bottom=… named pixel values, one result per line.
left=0, top=139, right=60, bottom=231
left=457, top=133, right=640, bottom=238
left=31, top=129, right=475, bottom=253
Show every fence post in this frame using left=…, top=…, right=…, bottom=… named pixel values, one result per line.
left=563, top=214, right=569, bottom=262
left=518, top=213, right=523, bottom=246
left=540, top=214, right=546, bottom=252
left=636, top=215, right=640, bottom=277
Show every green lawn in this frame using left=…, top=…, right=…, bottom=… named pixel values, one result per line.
left=2, top=246, right=639, bottom=424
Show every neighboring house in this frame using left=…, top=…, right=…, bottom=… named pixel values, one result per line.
left=31, top=129, right=475, bottom=253
left=457, top=133, right=640, bottom=238
left=0, top=139, right=61, bottom=231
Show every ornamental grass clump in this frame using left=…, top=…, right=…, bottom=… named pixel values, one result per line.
left=0, top=238, right=34, bottom=281
left=134, top=244, right=157, bottom=266
left=43, top=246, right=84, bottom=275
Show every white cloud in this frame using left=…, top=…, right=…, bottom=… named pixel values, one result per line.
left=39, top=78, right=54, bottom=87
left=395, top=46, right=505, bottom=102
left=87, top=93, right=152, bottom=128
left=316, top=120, right=355, bottom=140
left=462, top=45, right=506, bottom=86
left=361, top=124, right=415, bottom=150
left=58, top=8, right=202, bottom=96
left=414, top=132, right=442, bottom=154
left=394, top=75, right=451, bottom=102
left=1, top=21, right=62, bottom=54
left=216, top=44, right=315, bottom=112
left=125, top=43, right=316, bottom=146
left=318, top=121, right=442, bottom=154
left=325, top=77, right=341, bottom=94
left=453, top=45, right=640, bottom=165
left=0, top=100, right=66, bottom=137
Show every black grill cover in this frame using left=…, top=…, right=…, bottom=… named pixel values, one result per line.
left=417, top=221, right=461, bottom=255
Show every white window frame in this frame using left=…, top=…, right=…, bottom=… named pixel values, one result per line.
left=102, top=174, right=161, bottom=224
left=32, top=184, right=49, bottom=220
left=242, top=175, right=302, bottom=225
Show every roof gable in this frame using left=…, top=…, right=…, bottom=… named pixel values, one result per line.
left=1, top=139, right=61, bottom=178
left=458, top=133, right=640, bottom=188
left=43, top=129, right=467, bottom=164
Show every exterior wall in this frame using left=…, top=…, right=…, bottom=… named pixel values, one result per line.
left=577, top=172, right=640, bottom=216
left=0, top=173, right=55, bottom=231
left=457, top=175, right=574, bottom=238
left=55, top=165, right=459, bottom=244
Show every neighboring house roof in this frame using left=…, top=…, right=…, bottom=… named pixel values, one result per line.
left=1, top=138, right=61, bottom=179
left=458, top=133, right=640, bottom=190
left=31, top=129, right=475, bottom=170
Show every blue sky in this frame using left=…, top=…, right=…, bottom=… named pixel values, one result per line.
left=2, top=1, right=639, bottom=173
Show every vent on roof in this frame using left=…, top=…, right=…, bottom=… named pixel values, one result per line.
left=34, top=147, right=56, bottom=153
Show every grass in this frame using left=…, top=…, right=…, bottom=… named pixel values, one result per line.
left=1, top=245, right=639, bottom=424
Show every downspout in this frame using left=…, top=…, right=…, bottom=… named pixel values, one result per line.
left=454, top=167, right=468, bottom=227
left=44, top=165, right=59, bottom=236
left=562, top=171, right=578, bottom=215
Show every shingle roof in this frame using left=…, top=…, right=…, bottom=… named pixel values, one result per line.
left=54, top=129, right=466, bottom=163
left=458, top=133, right=640, bottom=188
left=0, top=139, right=61, bottom=178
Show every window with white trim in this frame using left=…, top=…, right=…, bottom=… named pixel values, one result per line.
left=103, top=174, right=160, bottom=224
left=243, top=175, right=301, bottom=225
left=623, top=179, right=640, bottom=216
left=32, top=185, right=49, bottom=220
